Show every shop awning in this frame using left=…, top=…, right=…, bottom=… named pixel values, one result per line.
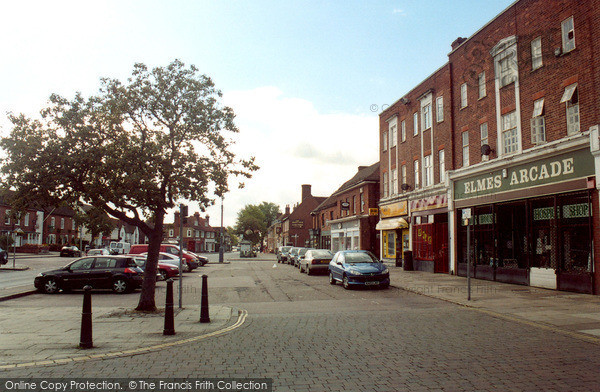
left=376, top=217, right=409, bottom=230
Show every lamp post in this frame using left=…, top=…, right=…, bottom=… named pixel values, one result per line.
left=219, top=197, right=224, bottom=263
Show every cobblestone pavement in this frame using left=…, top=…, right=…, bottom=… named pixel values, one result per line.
left=3, top=257, right=600, bottom=391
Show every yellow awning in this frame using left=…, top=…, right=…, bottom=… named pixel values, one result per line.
left=376, top=217, right=409, bottom=230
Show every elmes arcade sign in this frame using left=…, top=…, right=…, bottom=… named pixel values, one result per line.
left=454, top=149, right=595, bottom=201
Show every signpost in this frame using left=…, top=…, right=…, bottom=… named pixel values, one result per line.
left=462, top=208, right=472, bottom=301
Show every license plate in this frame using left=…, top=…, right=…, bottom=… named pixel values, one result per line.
left=365, top=281, right=379, bottom=286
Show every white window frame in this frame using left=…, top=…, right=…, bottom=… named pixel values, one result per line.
left=480, top=123, right=489, bottom=161
left=436, top=96, right=444, bottom=122
left=560, top=83, right=579, bottom=135
left=414, top=160, right=420, bottom=189
left=501, top=111, right=519, bottom=154
left=4, top=210, right=10, bottom=225
left=187, top=229, right=192, bottom=237
left=60, top=218, right=65, bottom=230
left=462, top=132, right=469, bottom=167
left=561, top=16, right=575, bottom=53
left=413, top=112, right=419, bottom=136
left=24, top=213, right=30, bottom=227
left=169, top=229, right=174, bottom=237
left=391, top=168, right=398, bottom=195
left=382, top=131, right=388, bottom=151
left=383, top=171, right=389, bottom=198
left=401, top=165, right=407, bottom=189
left=389, top=120, right=397, bottom=148
left=478, top=72, right=486, bottom=99
left=422, top=104, right=432, bottom=130
left=401, top=120, right=406, bottom=142
left=531, top=37, right=542, bottom=70
left=423, top=155, right=433, bottom=187
left=438, top=150, right=445, bottom=183
left=531, top=98, right=546, bottom=144
left=50, top=217, right=55, bottom=228
left=460, top=83, right=468, bottom=108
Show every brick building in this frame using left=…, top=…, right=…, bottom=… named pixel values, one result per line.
left=282, top=185, right=326, bottom=247
left=166, top=212, right=218, bottom=252
left=312, top=163, right=380, bottom=255
left=380, top=0, right=600, bottom=294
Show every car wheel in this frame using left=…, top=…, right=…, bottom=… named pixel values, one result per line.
left=112, top=278, right=129, bottom=294
left=306, top=266, right=311, bottom=275
left=342, top=275, right=351, bottom=290
left=43, top=278, right=59, bottom=294
left=329, top=272, right=336, bottom=285
left=159, top=270, right=168, bottom=281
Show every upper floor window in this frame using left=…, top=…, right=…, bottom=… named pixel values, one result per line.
left=389, top=120, right=397, bottom=148
left=436, top=96, right=444, bottom=122
left=438, top=150, right=445, bottom=183
left=422, top=104, right=432, bottom=130
left=60, top=218, right=65, bottom=230
left=492, top=36, right=518, bottom=89
left=478, top=72, right=486, bottom=99
left=383, top=171, right=389, bottom=198
left=382, top=131, right=388, bottom=151
left=531, top=98, right=546, bottom=144
left=24, top=213, right=30, bottom=227
left=413, top=112, right=419, bottom=136
left=501, top=111, right=519, bottom=154
left=391, top=168, right=398, bottom=195
left=531, top=37, right=543, bottom=70
left=4, top=210, right=10, bottom=225
left=50, top=217, right=55, bottom=228
left=360, top=192, right=365, bottom=212
left=401, top=165, right=407, bottom=189
left=187, top=229, right=192, bottom=237
left=462, top=132, right=469, bottom=167
left=561, top=16, right=575, bottom=53
left=423, top=155, right=433, bottom=187
left=460, top=83, right=468, bottom=108
left=414, top=160, right=420, bottom=188
left=480, top=123, right=489, bottom=162
left=561, top=83, right=579, bottom=135
left=169, top=229, right=174, bottom=237
left=401, top=120, right=406, bottom=142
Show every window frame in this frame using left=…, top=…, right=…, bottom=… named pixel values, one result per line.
left=501, top=111, right=519, bottom=155
left=478, top=72, right=486, bottom=99
left=561, top=16, right=575, bottom=53
left=462, top=131, right=470, bottom=167
left=438, top=150, right=445, bottom=184
left=423, top=155, right=433, bottom=187
left=480, top=123, right=489, bottom=161
left=401, top=120, right=406, bottom=142
left=460, top=83, right=468, bottom=108
left=413, top=112, right=419, bottom=136
left=436, top=96, right=444, bottom=122
left=414, top=160, right=420, bottom=189
left=531, top=37, right=543, bottom=70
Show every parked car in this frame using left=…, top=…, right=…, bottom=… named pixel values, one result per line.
left=138, top=252, right=192, bottom=272
left=288, top=247, right=303, bottom=265
left=0, top=247, right=7, bottom=265
left=186, top=251, right=209, bottom=266
left=300, top=249, right=334, bottom=275
left=328, top=250, right=390, bottom=290
left=132, top=256, right=179, bottom=281
left=129, top=244, right=199, bottom=270
left=277, top=246, right=292, bottom=263
left=34, top=256, right=144, bottom=294
left=109, top=241, right=131, bottom=254
left=86, top=248, right=110, bottom=256
left=60, top=246, right=82, bottom=257
left=295, top=247, right=314, bottom=268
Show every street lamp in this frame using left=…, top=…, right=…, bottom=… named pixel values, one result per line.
left=219, top=197, right=224, bottom=263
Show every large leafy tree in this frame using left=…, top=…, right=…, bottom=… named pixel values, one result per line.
left=73, top=205, right=116, bottom=247
left=0, top=60, right=257, bottom=311
left=234, top=202, right=280, bottom=247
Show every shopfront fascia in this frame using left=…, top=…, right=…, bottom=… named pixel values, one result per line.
left=450, top=144, right=598, bottom=294
left=376, top=200, right=409, bottom=262
left=410, top=194, right=449, bottom=274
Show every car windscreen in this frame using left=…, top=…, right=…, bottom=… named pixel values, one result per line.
left=310, top=250, right=333, bottom=258
left=345, top=253, right=378, bottom=264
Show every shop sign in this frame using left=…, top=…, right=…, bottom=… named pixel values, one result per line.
left=369, top=208, right=379, bottom=216
left=291, top=219, right=304, bottom=228
left=340, top=202, right=350, bottom=210
left=533, top=207, right=555, bottom=221
left=380, top=201, right=408, bottom=218
left=563, top=203, right=589, bottom=218
left=411, top=195, right=448, bottom=212
left=454, top=149, right=595, bottom=200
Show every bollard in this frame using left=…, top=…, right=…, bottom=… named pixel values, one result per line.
left=79, top=285, right=93, bottom=349
left=199, top=274, right=210, bottom=323
left=163, top=279, right=175, bottom=335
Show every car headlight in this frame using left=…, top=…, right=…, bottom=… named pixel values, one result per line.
left=347, top=269, right=362, bottom=276
left=382, top=268, right=389, bottom=275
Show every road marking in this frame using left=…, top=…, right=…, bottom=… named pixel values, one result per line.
left=0, top=309, right=248, bottom=369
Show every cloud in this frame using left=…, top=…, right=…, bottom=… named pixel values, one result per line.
left=392, top=9, right=406, bottom=16
left=200, top=86, right=379, bottom=226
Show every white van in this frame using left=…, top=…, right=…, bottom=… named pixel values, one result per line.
left=109, top=241, right=131, bottom=255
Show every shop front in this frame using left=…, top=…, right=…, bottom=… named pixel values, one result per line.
left=376, top=200, right=409, bottom=263
left=410, top=194, right=449, bottom=273
left=330, top=219, right=359, bottom=252
left=451, top=146, right=598, bottom=294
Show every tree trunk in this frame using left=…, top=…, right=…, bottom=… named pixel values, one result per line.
left=135, top=212, right=165, bottom=311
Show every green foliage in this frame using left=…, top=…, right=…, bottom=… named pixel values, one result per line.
left=73, top=206, right=115, bottom=244
left=0, top=60, right=258, bottom=310
left=0, top=234, right=14, bottom=249
left=234, top=202, right=280, bottom=245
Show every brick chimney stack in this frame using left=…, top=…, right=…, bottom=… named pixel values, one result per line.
left=301, top=184, right=312, bottom=201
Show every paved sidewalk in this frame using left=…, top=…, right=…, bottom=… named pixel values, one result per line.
left=386, top=265, right=600, bottom=343
left=0, top=304, right=242, bottom=369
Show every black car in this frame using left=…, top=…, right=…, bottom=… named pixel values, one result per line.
left=34, top=256, right=144, bottom=294
left=0, top=247, right=7, bottom=265
left=60, top=246, right=82, bottom=257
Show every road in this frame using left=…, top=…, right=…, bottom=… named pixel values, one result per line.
left=3, top=253, right=600, bottom=391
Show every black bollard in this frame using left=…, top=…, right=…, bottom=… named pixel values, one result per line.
left=199, top=274, right=210, bottom=323
left=79, top=285, right=93, bottom=349
left=163, top=279, right=175, bottom=335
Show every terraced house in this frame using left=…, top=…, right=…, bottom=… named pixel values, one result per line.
left=380, top=0, right=600, bottom=294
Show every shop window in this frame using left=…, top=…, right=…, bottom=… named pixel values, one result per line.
left=558, top=192, right=591, bottom=273
left=531, top=197, right=557, bottom=269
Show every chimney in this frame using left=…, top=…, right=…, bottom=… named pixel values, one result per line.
left=451, top=37, right=467, bottom=51
left=358, top=166, right=367, bottom=172
left=301, top=184, right=312, bottom=201
left=205, top=215, right=210, bottom=225
left=285, top=205, right=290, bottom=215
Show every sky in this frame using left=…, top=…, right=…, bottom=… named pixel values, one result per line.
left=0, top=0, right=516, bottom=227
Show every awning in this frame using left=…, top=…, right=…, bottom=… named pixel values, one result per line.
left=376, top=217, right=409, bottom=231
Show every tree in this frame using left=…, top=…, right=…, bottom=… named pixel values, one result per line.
left=234, top=202, right=280, bottom=247
left=73, top=205, right=116, bottom=248
left=0, top=60, right=258, bottom=311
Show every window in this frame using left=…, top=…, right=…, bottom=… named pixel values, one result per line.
left=436, top=96, right=444, bottom=122
left=401, top=165, right=407, bottom=189
left=401, top=120, right=406, bottom=142
left=60, top=218, right=65, bottom=230
left=169, top=229, right=174, bottom=237
left=24, top=213, right=30, bottom=226
left=391, top=168, right=398, bottom=195
left=50, top=217, right=55, bottom=228
left=352, top=195, right=356, bottom=214
left=413, top=112, right=419, bottom=136
left=187, top=229, right=192, bottom=237
left=423, top=155, right=433, bottom=187
left=501, top=111, right=519, bottom=154
left=561, top=16, right=575, bottom=53
left=414, top=160, right=420, bottom=188
left=492, top=36, right=518, bottom=88
left=462, top=131, right=470, bottom=167
left=531, top=98, right=546, bottom=144
left=383, top=171, right=389, bottom=198
left=460, top=83, right=468, bottom=108
left=561, top=83, right=579, bottom=135
left=531, top=37, right=542, bottom=70
left=382, top=131, right=388, bottom=151
left=478, top=72, right=486, bottom=99
left=360, top=192, right=365, bottom=212
left=389, top=120, right=397, bottom=148
left=438, top=150, right=445, bottom=183
left=498, top=56, right=516, bottom=87
left=480, top=123, right=489, bottom=161
left=4, top=210, right=10, bottom=225
left=422, top=104, right=432, bottom=130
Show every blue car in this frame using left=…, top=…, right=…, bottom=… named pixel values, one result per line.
left=328, top=250, right=390, bottom=290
